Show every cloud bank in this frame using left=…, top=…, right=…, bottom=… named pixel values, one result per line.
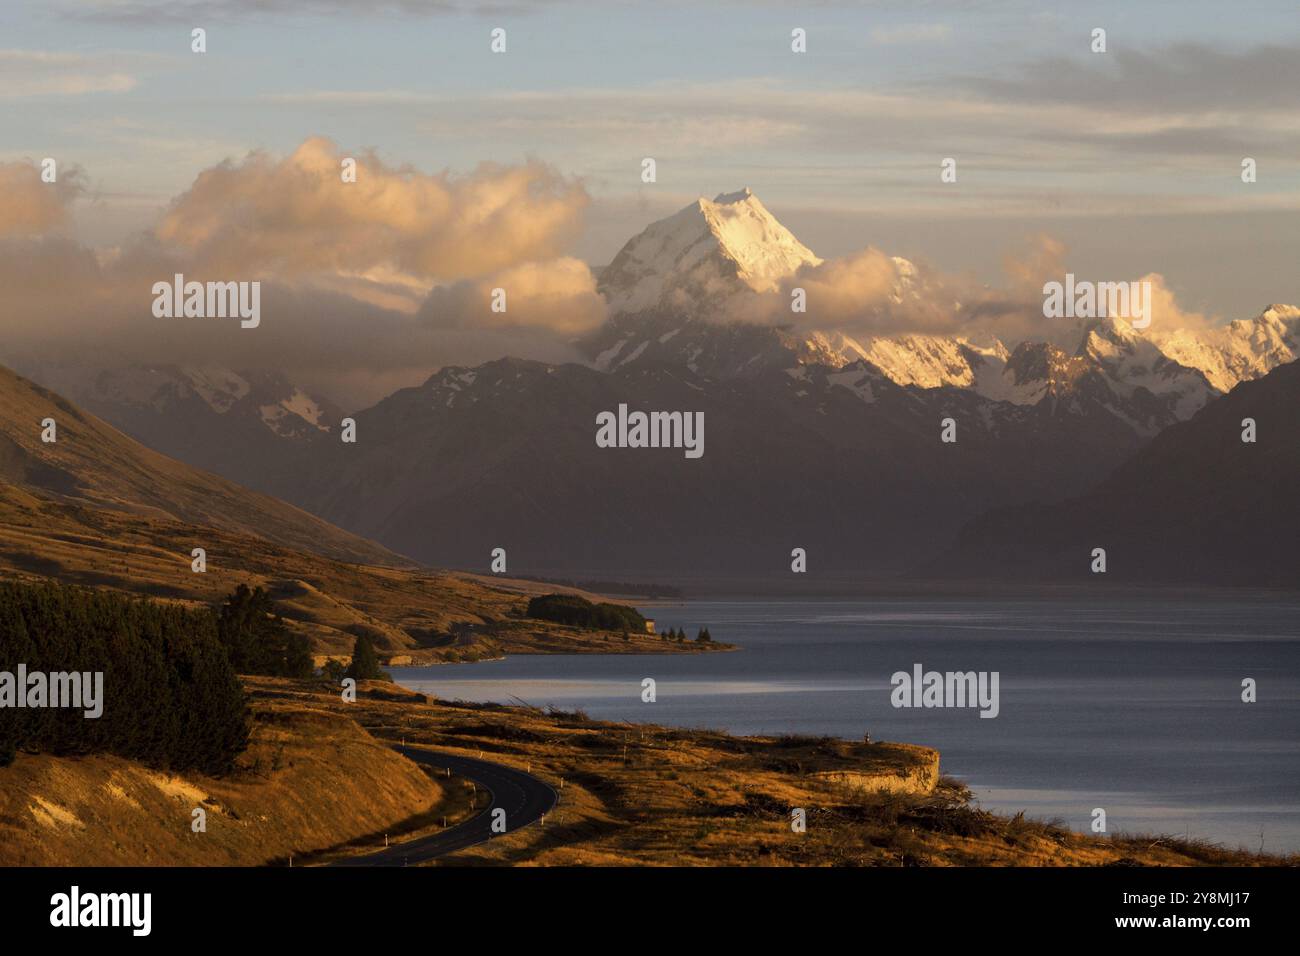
left=0, top=142, right=602, bottom=406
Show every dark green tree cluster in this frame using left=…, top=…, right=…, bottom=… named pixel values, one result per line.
left=525, top=593, right=647, bottom=632
left=695, top=627, right=712, bottom=643
left=216, top=584, right=313, bottom=678
left=0, top=579, right=249, bottom=773
left=344, top=633, right=387, bottom=681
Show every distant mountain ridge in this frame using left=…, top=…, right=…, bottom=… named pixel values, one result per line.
left=8, top=362, right=341, bottom=493
left=267, top=350, right=1166, bottom=578
left=1154, top=304, right=1300, bottom=393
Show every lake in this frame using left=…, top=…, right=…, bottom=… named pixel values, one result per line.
left=391, top=598, right=1300, bottom=853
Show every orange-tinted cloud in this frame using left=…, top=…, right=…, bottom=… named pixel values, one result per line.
left=0, top=160, right=83, bottom=237
left=420, top=256, right=607, bottom=334
left=154, top=137, right=589, bottom=281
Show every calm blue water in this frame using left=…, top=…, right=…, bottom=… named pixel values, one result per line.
left=392, top=599, right=1300, bottom=853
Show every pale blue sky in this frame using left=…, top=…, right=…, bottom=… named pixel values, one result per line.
left=4, top=0, right=1300, bottom=318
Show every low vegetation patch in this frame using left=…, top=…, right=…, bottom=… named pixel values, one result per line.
left=526, top=593, right=647, bottom=631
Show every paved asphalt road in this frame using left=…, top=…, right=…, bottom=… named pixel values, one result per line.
left=330, top=746, right=558, bottom=867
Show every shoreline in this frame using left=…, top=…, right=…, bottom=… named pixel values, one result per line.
left=302, top=679, right=1300, bottom=866
left=380, top=642, right=741, bottom=668
left=6, top=676, right=1292, bottom=867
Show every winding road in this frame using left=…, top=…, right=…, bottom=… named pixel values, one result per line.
left=330, top=746, right=558, bottom=867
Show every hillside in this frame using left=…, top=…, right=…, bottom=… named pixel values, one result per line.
left=0, top=364, right=401, bottom=567
left=0, top=363, right=707, bottom=658
left=923, top=359, right=1300, bottom=585
left=0, top=485, right=710, bottom=658
left=0, top=682, right=450, bottom=866
left=274, top=353, right=1158, bottom=581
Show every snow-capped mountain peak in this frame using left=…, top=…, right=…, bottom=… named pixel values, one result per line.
left=695, top=188, right=822, bottom=290
left=1153, top=303, right=1299, bottom=393
left=597, top=188, right=821, bottom=315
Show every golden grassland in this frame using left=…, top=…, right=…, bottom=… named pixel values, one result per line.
left=0, top=486, right=728, bottom=661
left=0, top=685, right=450, bottom=866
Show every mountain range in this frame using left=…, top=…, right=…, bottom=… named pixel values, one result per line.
left=10, top=189, right=1297, bottom=586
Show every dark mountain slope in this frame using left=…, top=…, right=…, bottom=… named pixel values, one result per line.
left=922, top=360, right=1300, bottom=585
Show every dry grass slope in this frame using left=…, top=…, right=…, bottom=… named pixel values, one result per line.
left=0, top=684, right=451, bottom=866
left=0, top=365, right=403, bottom=566
left=0, top=485, right=725, bottom=658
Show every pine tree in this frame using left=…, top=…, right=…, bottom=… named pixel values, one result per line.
left=216, top=585, right=313, bottom=678
left=345, top=633, right=384, bottom=681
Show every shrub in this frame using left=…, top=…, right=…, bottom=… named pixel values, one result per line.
left=344, top=633, right=388, bottom=682
left=320, top=658, right=347, bottom=682
left=215, top=584, right=313, bottom=678
left=525, top=593, right=646, bottom=632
